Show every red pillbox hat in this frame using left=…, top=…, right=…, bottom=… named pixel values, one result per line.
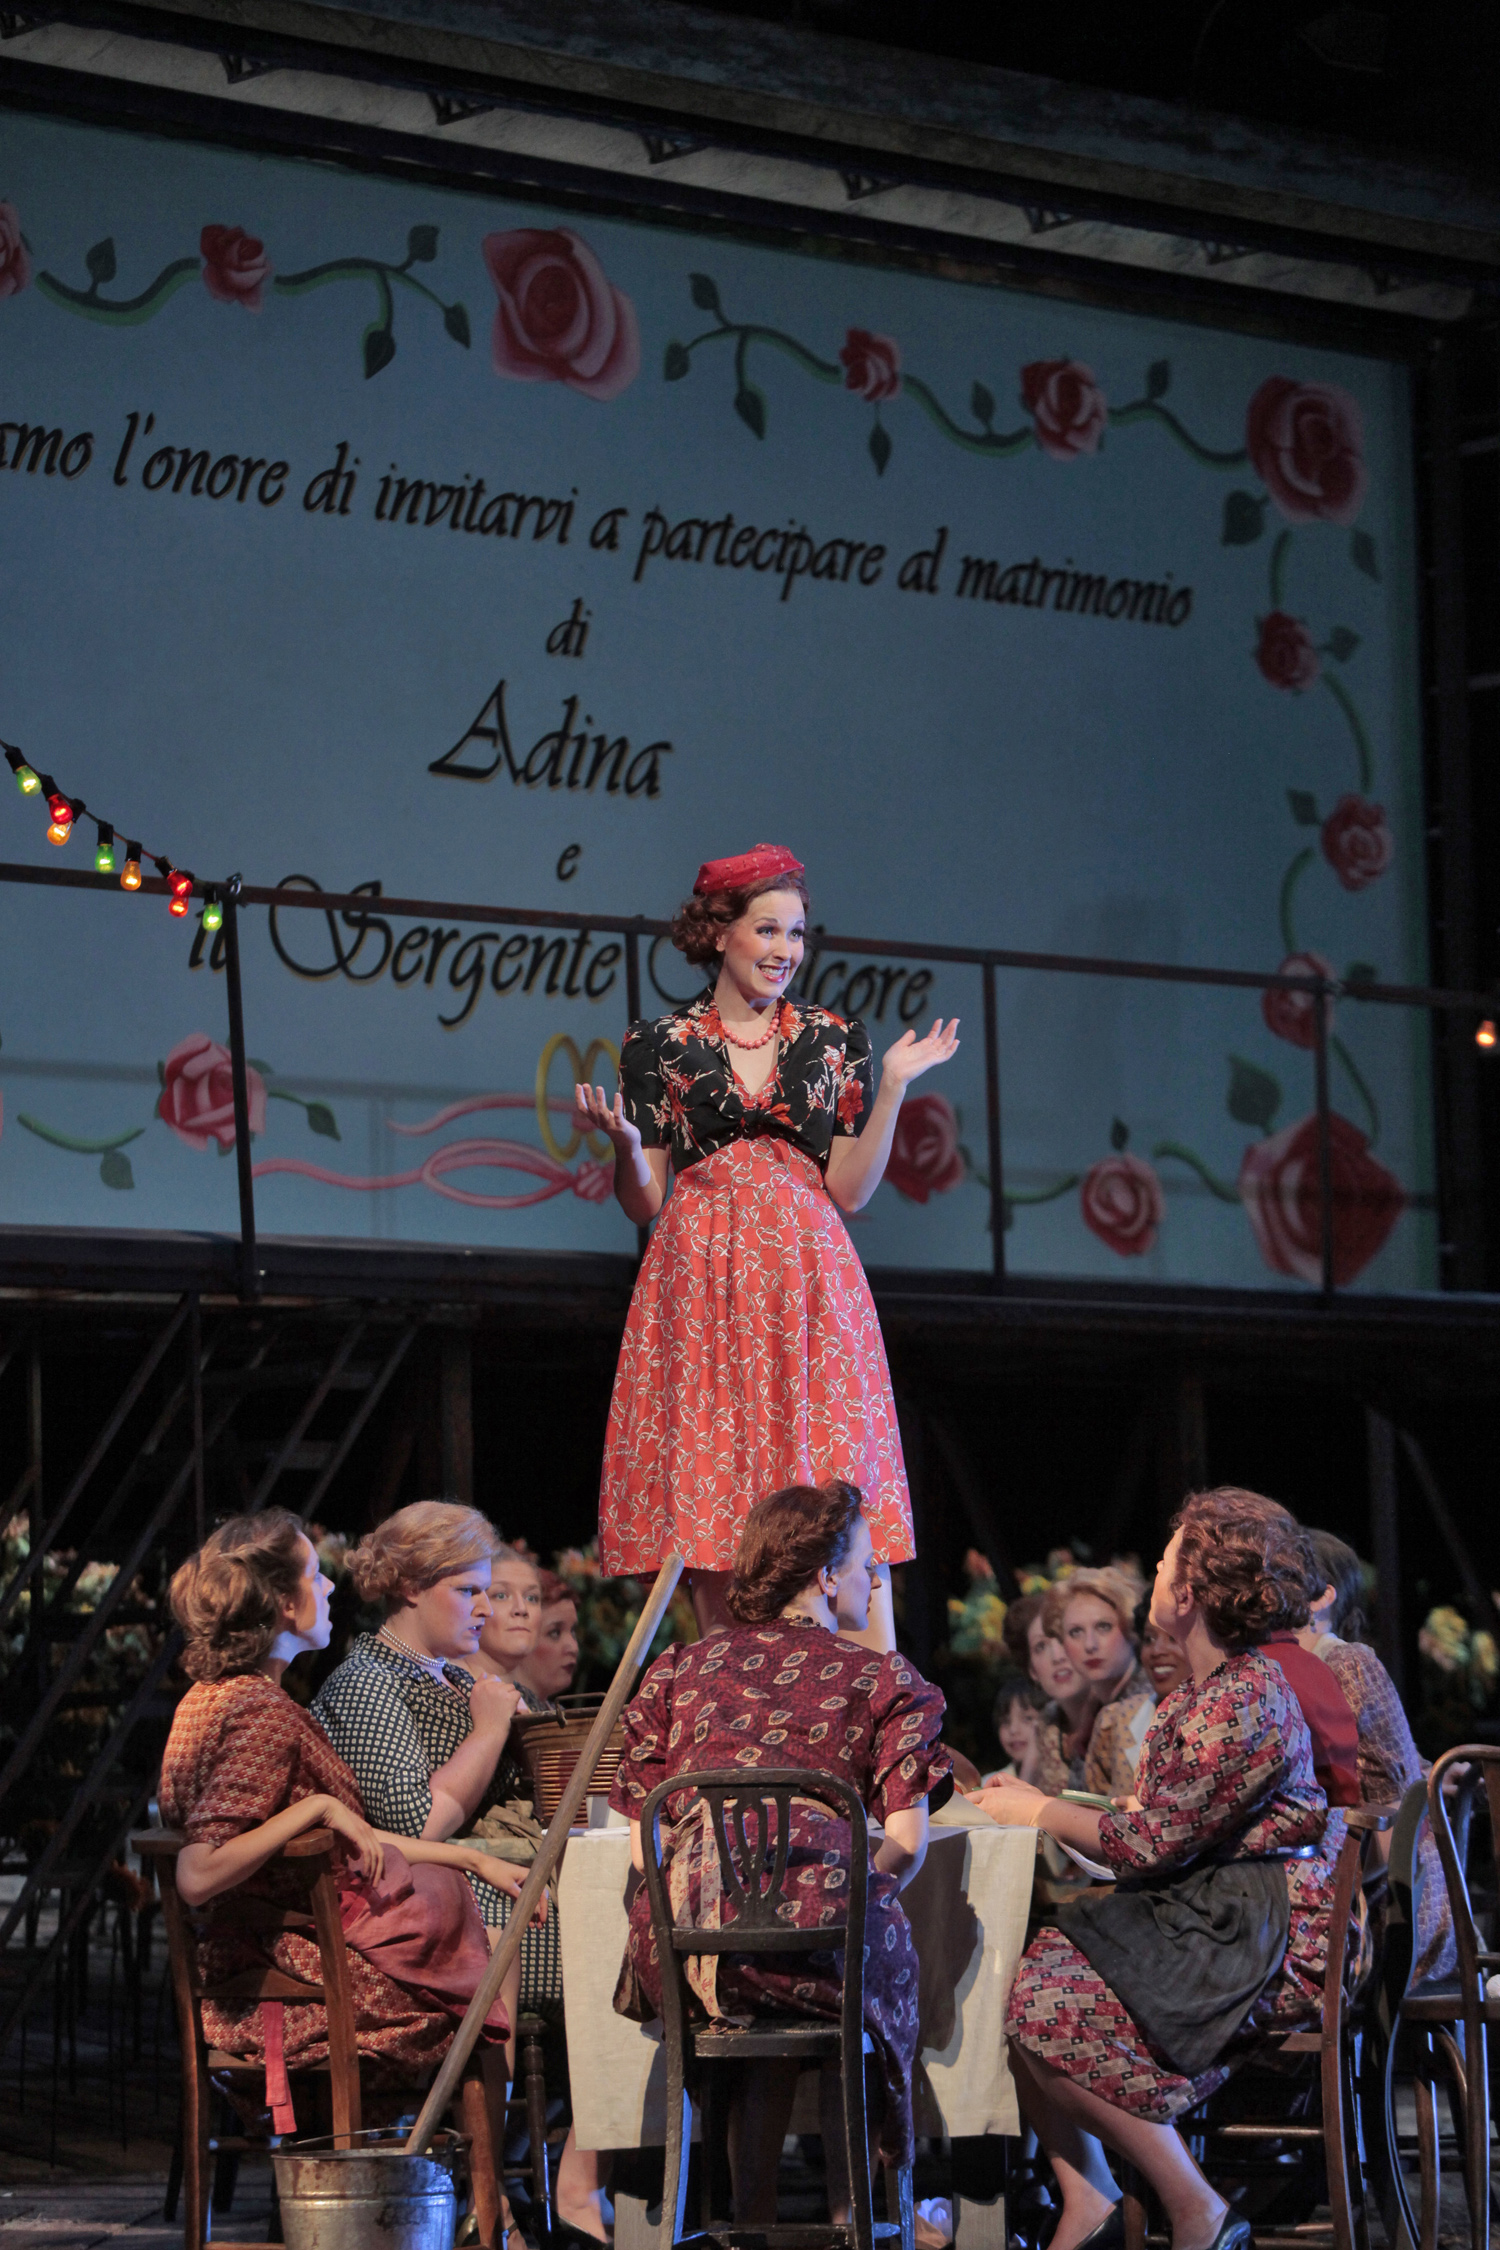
left=693, top=843, right=805, bottom=898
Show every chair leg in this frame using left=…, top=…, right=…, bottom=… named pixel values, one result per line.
left=183, top=2051, right=212, bottom=2250
left=883, top=2161, right=915, bottom=2250
left=458, top=2059, right=504, bottom=2250
left=518, top=2017, right=550, bottom=2241
left=840, top=2047, right=875, bottom=2250
left=1120, top=2163, right=1148, bottom=2250
left=1462, top=2018, right=1490, bottom=2250
left=1322, top=2025, right=1356, bottom=2250
left=661, top=2053, right=693, bottom=2248
left=1413, top=2041, right=1441, bottom=2250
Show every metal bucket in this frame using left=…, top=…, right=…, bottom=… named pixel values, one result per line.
left=271, top=2128, right=464, bottom=2250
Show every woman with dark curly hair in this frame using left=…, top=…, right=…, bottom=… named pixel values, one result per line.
left=609, top=1480, right=950, bottom=2223
left=972, top=1488, right=1345, bottom=2250
left=575, top=844, right=958, bottom=1643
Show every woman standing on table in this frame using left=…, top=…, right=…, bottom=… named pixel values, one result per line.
left=574, top=843, right=958, bottom=1645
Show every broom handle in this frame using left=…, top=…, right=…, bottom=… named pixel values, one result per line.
left=403, top=1552, right=685, bottom=2156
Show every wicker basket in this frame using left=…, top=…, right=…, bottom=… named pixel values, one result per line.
left=512, top=1694, right=626, bottom=1823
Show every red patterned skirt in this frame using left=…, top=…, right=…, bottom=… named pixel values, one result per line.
left=598, top=1137, right=912, bottom=1573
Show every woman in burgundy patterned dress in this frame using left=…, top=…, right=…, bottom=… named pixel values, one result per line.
left=973, top=1490, right=1344, bottom=2250
left=609, top=1481, right=951, bottom=2222
left=575, top=843, right=958, bottom=1643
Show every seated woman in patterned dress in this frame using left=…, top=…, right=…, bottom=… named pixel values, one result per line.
left=158, top=1510, right=516, bottom=2146
left=1300, top=1527, right=1454, bottom=1983
left=974, top=1489, right=1344, bottom=2250
left=610, top=1480, right=951, bottom=2228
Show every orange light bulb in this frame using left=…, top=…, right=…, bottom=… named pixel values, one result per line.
left=121, top=857, right=142, bottom=891
left=1478, top=1020, right=1497, bottom=1050
left=169, top=894, right=189, bottom=918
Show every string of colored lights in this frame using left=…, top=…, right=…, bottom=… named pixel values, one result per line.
left=3, top=740, right=224, bottom=930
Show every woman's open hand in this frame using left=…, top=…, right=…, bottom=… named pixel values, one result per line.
left=478, top=1856, right=552, bottom=1927
left=880, top=1020, right=960, bottom=1093
left=574, top=1084, right=642, bottom=1156
left=322, top=1799, right=386, bottom=1884
left=966, top=1775, right=1048, bottom=1827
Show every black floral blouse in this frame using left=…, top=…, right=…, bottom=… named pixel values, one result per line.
left=619, top=990, right=875, bottom=1175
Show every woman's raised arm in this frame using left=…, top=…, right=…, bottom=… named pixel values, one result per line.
left=824, top=1020, right=960, bottom=1214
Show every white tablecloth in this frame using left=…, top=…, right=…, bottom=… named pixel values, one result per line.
left=558, top=1803, right=1035, bottom=2148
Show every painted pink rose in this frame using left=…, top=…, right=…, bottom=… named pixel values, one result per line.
left=482, top=228, right=639, bottom=400
left=158, top=1034, right=267, bottom=1152
left=200, top=224, right=271, bottom=310
left=1255, top=611, right=1320, bottom=692
left=1322, top=794, right=1393, bottom=892
left=885, top=1094, right=965, bottom=1204
left=1262, top=952, right=1335, bottom=1051
left=840, top=327, right=900, bottom=403
left=1080, top=1154, right=1164, bottom=1257
left=1246, top=377, right=1366, bottom=525
left=573, top=1157, right=613, bottom=1202
left=1238, top=1111, right=1403, bottom=1286
left=0, top=203, right=31, bottom=301
left=1021, top=358, right=1107, bottom=461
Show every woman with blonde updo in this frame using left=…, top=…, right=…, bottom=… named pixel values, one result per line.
left=157, top=1510, right=513, bottom=2144
left=575, top=844, right=959, bottom=1644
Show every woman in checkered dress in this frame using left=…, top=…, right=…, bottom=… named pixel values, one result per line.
left=310, top=1502, right=562, bottom=2010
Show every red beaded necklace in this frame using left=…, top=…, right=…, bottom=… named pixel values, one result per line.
left=710, top=998, right=791, bottom=1051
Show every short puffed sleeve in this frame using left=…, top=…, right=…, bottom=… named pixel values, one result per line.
left=609, top=1643, right=683, bottom=1814
left=868, top=1653, right=950, bottom=1820
left=618, top=1021, right=668, bottom=1149
left=833, top=1016, right=876, bottom=1138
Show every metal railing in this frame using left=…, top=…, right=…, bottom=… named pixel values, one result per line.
left=2, top=856, right=1494, bottom=1301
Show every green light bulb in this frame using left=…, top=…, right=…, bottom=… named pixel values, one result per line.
left=14, top=763, right=40, bottom=796
left=202, top=898, right=223, bottom=933
left=95, top=839, right=116, bottom=874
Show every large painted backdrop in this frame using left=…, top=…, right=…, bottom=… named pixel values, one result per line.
left=0, top=110, right=1433, bottom=1289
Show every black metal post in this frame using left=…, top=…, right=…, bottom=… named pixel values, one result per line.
left=623, top=928, right=648, bottom=1262
left=189, top=1293, right=204, bottom=1548
left=219, top=878, right=259, bottom=1303
left=982, top=960, right=1005, bottom=1288
left=624, top=926, right=642, bottom=1025
left=1313, top=978, right=1335, bottom=1297
left=1365, top=1405, right=1404, bottom=1698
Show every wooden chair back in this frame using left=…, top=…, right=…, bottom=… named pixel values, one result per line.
left=1426, top=1746, right=1500, bottom=1998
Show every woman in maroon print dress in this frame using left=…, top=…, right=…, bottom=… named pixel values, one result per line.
left=158, top=1510, right=518, bottom=2136
left=973, top=1489, right=1345, bottom=2250
left=609, top=1480, right=951, bottom=2223
left=575, top=843, right=958, bottom=1642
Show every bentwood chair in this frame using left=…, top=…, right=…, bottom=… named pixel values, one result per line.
left=1121, top=1803, right=1397, bottom=2250
left=639, top=1767, right=915, bottom=2250
left=137, top=1828, right=506, bottom=2250
left=1380, top=1746, right=1500, bottom=2250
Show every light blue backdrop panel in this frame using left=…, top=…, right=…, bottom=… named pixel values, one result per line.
left=0, top=110, right=1433, bottom=1288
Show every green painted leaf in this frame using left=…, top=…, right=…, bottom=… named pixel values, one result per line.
left=306, top=1102, right=341, bottom=1141
left=1345, top=961, right=1378, bottom=986
left=664, top=340, right=691, bottom=381
left=1145, top=358, right=1171, bottom=399
left=407, top=224, right=439, bottom=263
left=157, top=1059, right=166, bottom=1087
left=363, top=325, right=396, bottom=379
left=99, top=1148, right=134, bottom=1190
left=86, top=238, right=117, bottom=285
left=971, top=380, right=995, bottom=426
left=443, top=302, right=471, bottom=348
left=869, top=423, right=892, bottom=476
left=1350, top=529, right=1380, bottom=581
left=734, top=385, right=766, bottom=439
left=1287, top=788, right=1321, bottom=827
left=1226, top=1054, right=1282, bottom=1132
left=1222, top=491, right=1266, bottom=545
left=1326, top=625, right=1361, bottom=663
left=247, top=1058, right=275, bottom=1074
left=1110, top=1117, right=1129, bottom=1151
left=218, top=1137, right=232, bottom=1156
left=689, top=272, right=722, bottom=315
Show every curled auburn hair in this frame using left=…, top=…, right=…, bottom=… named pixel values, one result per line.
left=170, top=1507, right=309, bottom=1682
left=347, top=1499, right=499, bottom=1607
left=1170, top=1486, right=1317, bottom=1645
left=670, top=873, right=812, bottom=970
left=725, top=1479, right=863, bottom=1624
